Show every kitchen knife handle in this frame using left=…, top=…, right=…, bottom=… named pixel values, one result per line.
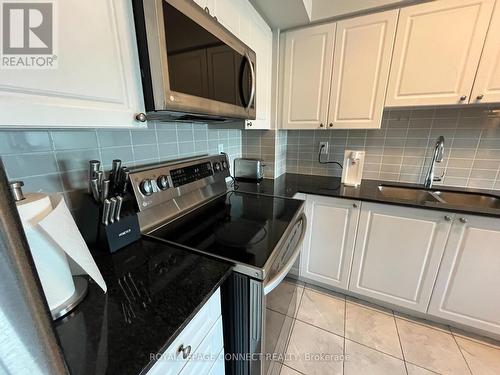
left=115, top=196, right=123, bottom=222
left=90, top=178, right=100, bottom=202
left=109, top=198, right=117, bottom=224
left=88, top=160, right=100, bottom=192
left=101, top=179, right=110, bottom=202
left=102, top=199, right=111, bottom=226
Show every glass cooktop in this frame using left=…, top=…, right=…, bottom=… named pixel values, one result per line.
left=147, top=192, right=303, bottom=269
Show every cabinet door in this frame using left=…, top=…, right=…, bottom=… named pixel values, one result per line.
left=0, top=0, right=145, bottom=128
left=428, top=215, right=500, bottom=335
left=300, top=195, right=360, bottom=290
left=328, top=10, right=398, bottom=129
left=349, top=203, right=452, bottom=312
left=385, top=0, right=495, bottom=107
left=281, top=24, right=335, bottom=130
left=245, top=8, right=273, bottom=130
left=471, top=1, right=500, bottom=103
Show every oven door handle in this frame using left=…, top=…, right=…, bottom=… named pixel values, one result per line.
left=263, top=213, right=307, bottom=295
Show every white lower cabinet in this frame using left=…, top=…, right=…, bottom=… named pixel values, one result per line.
left=147, top=289, right=224, bottom=375
left=348, top=203, right=452, bottom=312
left=300, top=195, right=360, bottom=289
left=428, top=214, right=500, bottom=335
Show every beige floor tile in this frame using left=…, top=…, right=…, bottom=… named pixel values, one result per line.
left=280, top=364, right=303, bottom=375
left=396, top=318, right=471, bottom=375
left=344, top=339, right=406, bottom=375
left=267, top=280, right=304, bottom=317
left=346, top=296, right=393, bottom=315
left=345, top=300, right=403, bottom=359
left=394, top=311, right=450, bottom=333
left=451, top=327, right=500, bottom=350
left=406, top=363, right=439, bottom=375
left=296, top=288, right=345, bottom=336
left=285, top=320, right=343, bottom=375
left=455, top=336, right=500, bottom=375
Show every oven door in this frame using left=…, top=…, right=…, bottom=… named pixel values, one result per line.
left=262, top=214, right=306, bottom=375
left=141, top=0, right=256, bottom=119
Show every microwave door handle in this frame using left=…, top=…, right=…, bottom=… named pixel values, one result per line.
left=244, top=52, right=256, bottom=110
left=263, top=214, right=307, bottom=295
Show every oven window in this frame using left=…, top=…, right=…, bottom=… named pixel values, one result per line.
left=162, top=1, right=252, bottom=106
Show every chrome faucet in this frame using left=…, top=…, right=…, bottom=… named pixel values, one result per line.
left=424, top=136, right=445, bottom=188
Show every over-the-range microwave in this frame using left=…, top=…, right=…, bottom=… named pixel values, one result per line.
left=132, top=0, right=257, bottom=123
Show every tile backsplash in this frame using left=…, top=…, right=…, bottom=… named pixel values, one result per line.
left=286, top=107, right=500, bottom=190
left=0, top=122, right=242, bottom=210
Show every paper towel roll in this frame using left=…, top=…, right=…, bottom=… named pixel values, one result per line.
left=17, top=194, right=75, bottom=310
left=16, top=193, right=107, bottom=314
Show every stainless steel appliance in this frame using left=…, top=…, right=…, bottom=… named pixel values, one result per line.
left=132, top=0, right=257, bottom=122
left=128, top=155, right=306, bottom=375
left=234, top=158, right=265, bottom=181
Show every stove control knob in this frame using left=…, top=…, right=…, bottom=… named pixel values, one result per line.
left=213, top=162, right=221, bottom=172
left=221, top=160, right=228, bottom=170
left=140, top=179, right=154, bottom=196
left=157, top=175, right=169, bottom=190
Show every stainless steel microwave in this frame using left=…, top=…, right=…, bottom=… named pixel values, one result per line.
left=132, top=0, right=257, bottom=122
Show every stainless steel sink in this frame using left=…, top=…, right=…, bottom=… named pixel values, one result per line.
left=378, top=184, right=500, bottom=210
left=377, top=185, right=439, bottom=203
left=431, top=190, right=500, bottom=209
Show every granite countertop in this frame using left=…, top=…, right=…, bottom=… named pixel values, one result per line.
left=235, top=173, right=500, bottom=218
left=55, top=238, right=232, bottom=375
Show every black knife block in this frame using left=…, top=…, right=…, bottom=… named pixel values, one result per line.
left=98, top=214, right=141, bottom=253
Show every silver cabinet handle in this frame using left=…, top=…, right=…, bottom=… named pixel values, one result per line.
left=476, top=94, right=484, bottom=100
left=178, top=344, right=191, bottom=359
left=135, top=113, right=147, bottom=122
left=459, top=217, right=468, bottom=224
left=460, top=95, right=467, bottom=101
left=444, top=215, right=452, bottom=221
left=204, top=6, right=210, bottom=14
left=244, top=52, right=255, bottom=111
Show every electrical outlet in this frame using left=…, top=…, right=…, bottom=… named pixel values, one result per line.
left=319, top=141, right=329, bottom=154
left=218, top=144, right=224, bottom=153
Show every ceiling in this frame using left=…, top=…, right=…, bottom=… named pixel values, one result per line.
left=250, top=0, right=427, bottom=30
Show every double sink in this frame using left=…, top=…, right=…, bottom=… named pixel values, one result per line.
left=378, top=185, right=500, bottom=210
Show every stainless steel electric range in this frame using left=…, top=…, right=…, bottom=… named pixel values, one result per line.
left=128, top=154, right=306, bottom=375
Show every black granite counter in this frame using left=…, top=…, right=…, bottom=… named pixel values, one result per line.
left=235, top=173, right=500, bottom=218
left=55, top=238, right=232, bottom=375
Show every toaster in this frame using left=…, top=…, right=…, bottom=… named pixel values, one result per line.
left=234, top=158, right=265, bottom=181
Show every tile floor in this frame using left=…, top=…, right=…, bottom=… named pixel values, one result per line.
left=279, top=283, right=500, bottom=375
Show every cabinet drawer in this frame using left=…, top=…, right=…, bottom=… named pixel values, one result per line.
left=180, top=317, right=224, bottom=375
left=147, top=289, right=221, bottom=375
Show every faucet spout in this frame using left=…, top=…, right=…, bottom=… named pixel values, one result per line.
left=424, top=136, right=445, bottom=189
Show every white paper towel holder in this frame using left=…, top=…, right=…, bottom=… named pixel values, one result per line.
left=9, top=181, right=90, bottom=320
left=51, top=276, right=88, bottom=320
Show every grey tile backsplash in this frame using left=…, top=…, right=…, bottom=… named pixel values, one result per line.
left=2, top=105, right=500, bottom=214
left=0, top=122, right=242, bottom=210
left=286, top=107, right=500, bottom=190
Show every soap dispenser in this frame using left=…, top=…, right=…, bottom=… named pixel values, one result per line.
left=341, top=150, right=365, bottom=187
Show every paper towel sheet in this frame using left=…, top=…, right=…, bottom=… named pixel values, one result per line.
left=38, top=195, right=107, bottom=293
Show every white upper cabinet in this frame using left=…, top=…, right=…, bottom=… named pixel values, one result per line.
left=428, top=214, right=500, bottom=336
left=349, top=203, right=453, bottom=312
left=246, top=8, right=273, bottom=130
left=0, top=0, right=145, bottom=128
left=195, top=0, right=273, bottom=129
left=471, top=1, right=500, bottom=104
left=386, top=0, right=495, bottom=107
left=281, top=24, right=335, bottom=129
left=300, top=195, right=360, bottom=289
left=328, top=10, right=398, bottom=129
